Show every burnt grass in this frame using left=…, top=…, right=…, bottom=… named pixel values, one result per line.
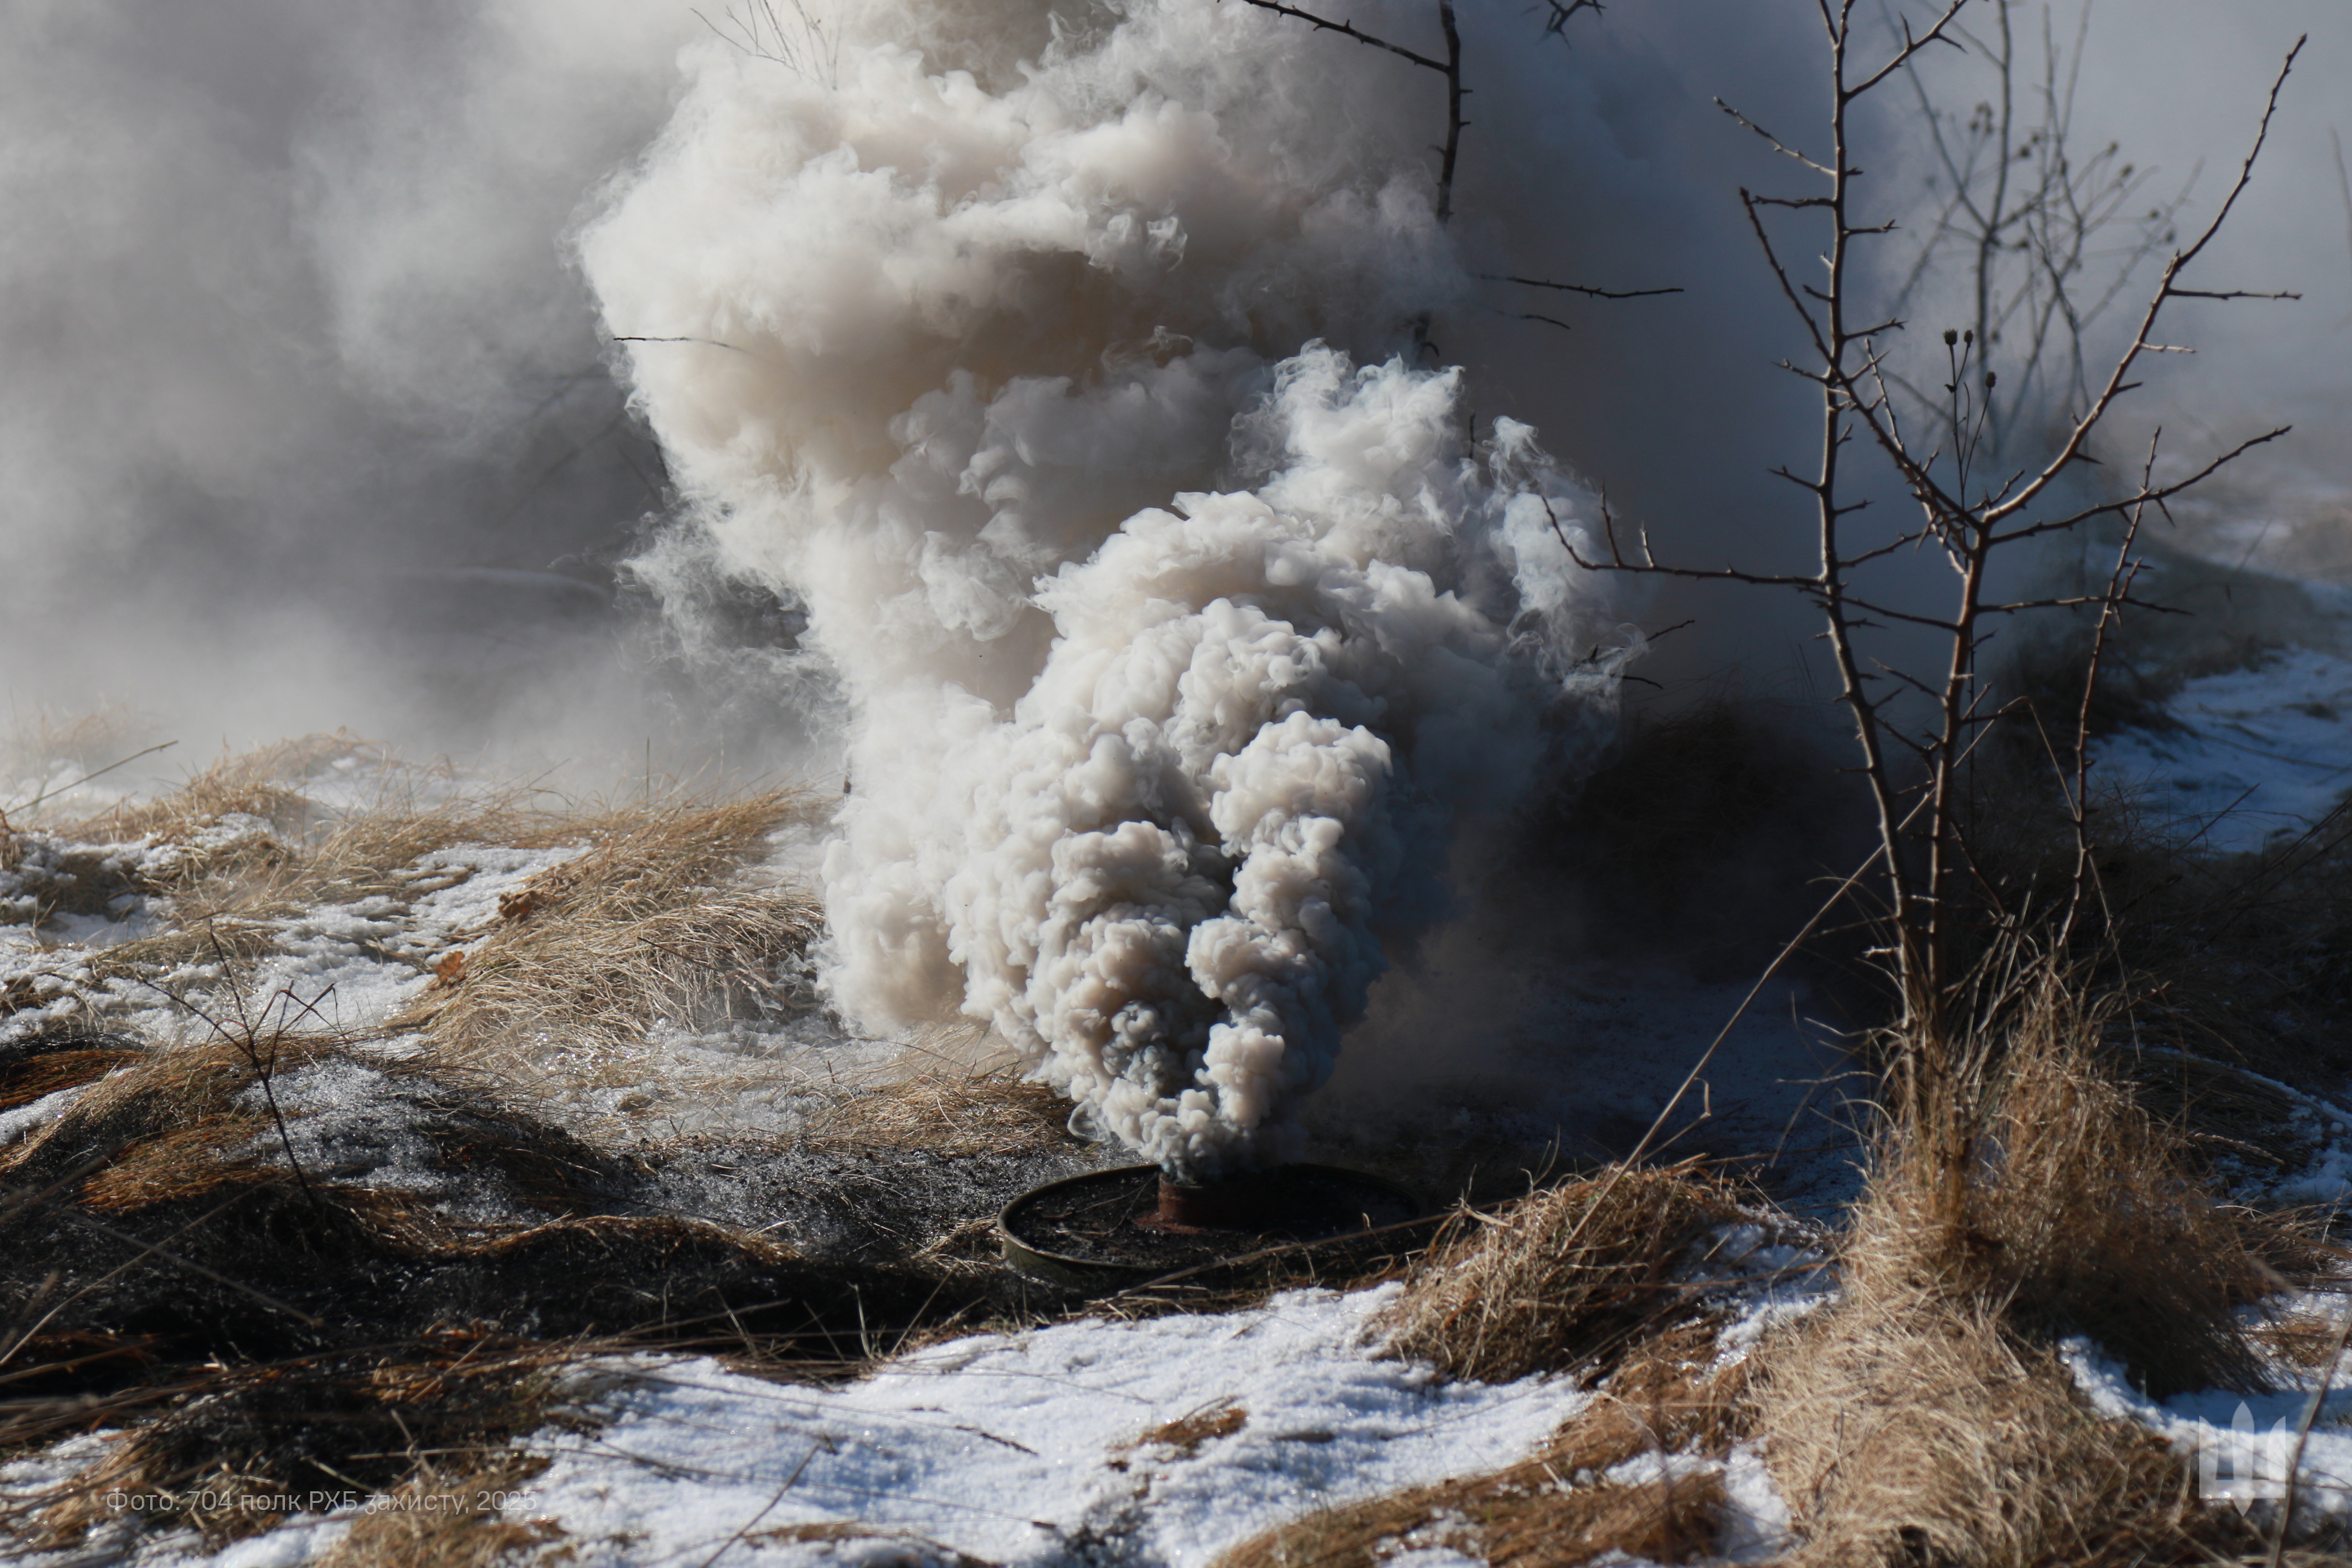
left=0, top=1024, right=1112, bottom=1547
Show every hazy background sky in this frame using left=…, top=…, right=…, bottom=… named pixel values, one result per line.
left=1, top=0, right=2344, bottom=778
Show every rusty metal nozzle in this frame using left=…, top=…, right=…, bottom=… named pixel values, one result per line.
left=1154, top=1175, right=1256, bottom=1231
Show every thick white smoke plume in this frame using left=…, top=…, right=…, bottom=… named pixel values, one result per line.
left=583, top=0, right=1624, bottom=1177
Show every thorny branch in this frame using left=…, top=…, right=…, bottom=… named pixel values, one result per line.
left=1542, top=0, right=1604, bottom=36
left=1229, top=0, right=1448, bottom=71
left=1237, top=0, right=1667, bottom=323
left=1227, top=0, right=1465, bottom=231
left=1483, top=273, right=1685, bottom=301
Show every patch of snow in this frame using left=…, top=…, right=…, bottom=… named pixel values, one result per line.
left=521, top=1284, right=1589, bottom=1567
left=0, top=1084, right=89, bottom=1147
left=2124, top=1048, right=2352, bottom=1206
left=1708, top=1221, right=1837, bottom=1364
left=1719, top=1442, right=1792, bottom=1562
left=232, top=1057, right=530, bottom=1221
left=229, top=843, right=589, bottom=1037
left=2066, top=1318, right=2352, bottom=1530
left=2091, top=647, right=2352, bottom=854
left=1379, top=1550, right=1485, bottom=1568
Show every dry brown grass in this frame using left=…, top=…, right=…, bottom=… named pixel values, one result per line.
left=0, top=1041, right=145, bottom=1112
left=12, top=736, right=571, bottom=1014
left=0, top=1021, right=1009, bottom=1556
left=1754, top=1286, right=2231, bottom=1568
left=58, top=805, right=534, bottom=1013
left=745, top=1522, right=992, bottom=1566
left=1216, top=1322, right=1746, bottom=1568
left=62, top=734, right=373, bottom=847
left=1378, top=1161, right=1740, bottom=1385
left=72, top=771, right=567, bottom=989
left=804, top=1068, right=1072, bottom=1159
left=0, top=1032, right=311, bottom=1197
left=18, top=1337, right=583, bottom=1554
left=8, top=735, right=828, bottom=1059
left=17, top=739, right=825, bottom=1077
left=313, top=1454, right=566, bottom=1568
left=1870, top=974, right=2308, bottom=1398
left=1, top=706, right=161, bottom=781
left=395, top=788, right=818, bottom=1081
left=1750, top=964, right=2342, bottom=1565
left=1126, top=1399, right=1249, bottom=1458
left=1217, top=1471, right=1725, bottom=1568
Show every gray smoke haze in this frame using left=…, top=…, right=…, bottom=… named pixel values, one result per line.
left=5, top=0, right=2342, bottom=753
left=576, top=0, right=2352, bottom=1173
left=5, top=0, right=2349, bottom=1165
left=0, top=0, right=703, bottom=770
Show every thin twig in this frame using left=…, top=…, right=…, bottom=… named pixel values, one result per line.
left=1484, top=273, right=1685, bottom=300
left=1226, top=0, right=1448, bottom=73
left=2271, top=1296, right=2352, bottom=1567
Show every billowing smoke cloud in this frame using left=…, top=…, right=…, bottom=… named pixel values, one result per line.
left=582, top=0, right=1627, bottom=1175
left=10, top=0, right=2347, bottom=1154
left=8, top=0, right=2339, bottom=760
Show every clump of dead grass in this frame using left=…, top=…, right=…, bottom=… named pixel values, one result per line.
left=62, top=734, right=378, bottom=848
left=0, top=1031, right=317, bottom=1199
left=313, top=1453, right=566, bottom=1568
left=744, top=1523, right=992, bottom=1567
left=1867, top=973, right=2306, bottom=1398
left=1750, top=964, right=2338, bottom=1566
left=17, top=1335, right=582, bottom=1554
left=1, top=706, right=161, bottom=783
left=0, top=1033, right=146, bottom=1113
left=1378, top=1161, right=1740, bottom=1385
left=1122, top=1398, right=1249, bottom=1460
left=1754, top=1287, right=2230, bottom=1568
left=805, top=1067, right=1073, bottom=1159
left=396, top=787, right=818, bottom=1079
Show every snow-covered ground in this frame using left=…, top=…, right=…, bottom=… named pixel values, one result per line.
left=2092, top=644, right=2352, bottom=855
left=0, top=1257, right=1822, bottom=1568
left=11, top=541, right=2352, bottom=1564
left=1, top=740, right=1848, bottom=1566
left=2069, top=1297, right=2352, bottom=1532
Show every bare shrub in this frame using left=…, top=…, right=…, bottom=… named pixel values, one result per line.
left=1378, top=1162, right=1738, bottom=1385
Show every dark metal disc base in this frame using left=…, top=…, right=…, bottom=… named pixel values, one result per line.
left=997, top=1163, right=1419, bottom=1288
